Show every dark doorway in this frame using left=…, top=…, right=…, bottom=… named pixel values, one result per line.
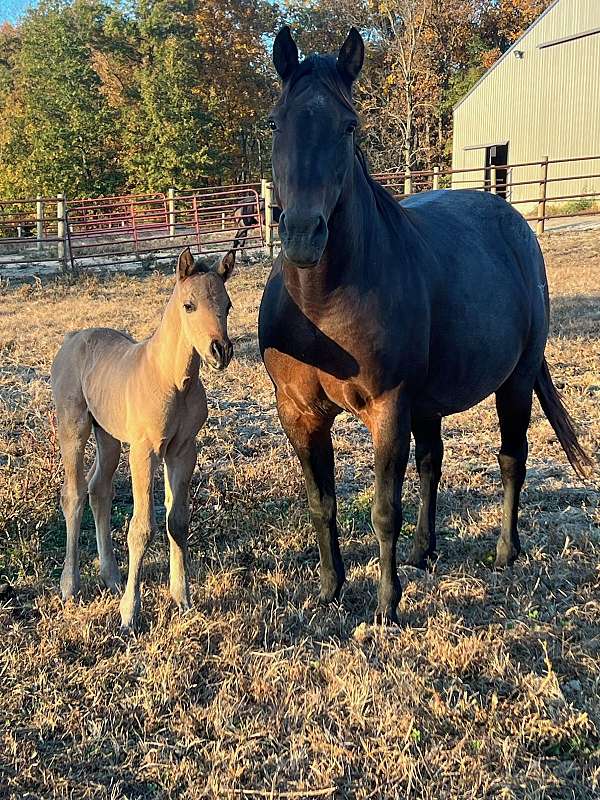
left=485, top=143, right=509, bottom=198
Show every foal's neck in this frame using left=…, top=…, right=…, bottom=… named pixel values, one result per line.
left=147, top=291, right=200, bottom=392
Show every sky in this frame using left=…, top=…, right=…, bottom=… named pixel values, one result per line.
left=1, top=0, right=36, bottom=23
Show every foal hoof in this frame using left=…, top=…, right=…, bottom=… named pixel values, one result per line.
left=60, top=572, right=80, bottom=602
left=100, top=570, right=123, bottom=596
left=494, top=548, right=521, bottom=569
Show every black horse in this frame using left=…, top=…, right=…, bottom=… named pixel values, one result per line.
left=258, top=27, right=590, bottom=623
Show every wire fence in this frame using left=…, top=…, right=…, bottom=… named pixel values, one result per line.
left=1, top=155, right=599, bottom=274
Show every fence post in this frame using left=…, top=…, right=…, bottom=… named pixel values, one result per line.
left=260, top=178, right=268, bottom=199
left=536, top=156, right=549, bottom=236
left=168, top=187, right=176, bottom=240
left=404, top=167, right=412, bottom=195
left=264, top=181, right=274, bottom=260
left=490, top=165, right=497, bottom=195
left=56, top=193, right=66, bottom=266
left=36, top=195, right=44, bottom=252
left=433, top=166, right=440, bottom=191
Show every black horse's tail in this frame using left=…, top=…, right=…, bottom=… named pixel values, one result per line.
left=534, top=358, right=592, bottom=478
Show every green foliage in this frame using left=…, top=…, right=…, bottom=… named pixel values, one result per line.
left=0, top=1, right=124, bottom=197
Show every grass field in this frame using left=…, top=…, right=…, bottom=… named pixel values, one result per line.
left=0, top=231, right=599, bottom=799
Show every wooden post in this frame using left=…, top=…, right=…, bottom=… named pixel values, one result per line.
left=490, top=165, right=497, bottom=195
left=168, top=187, right=176, bottom=240
left=433, top=166, right=440, bottom=191
left=404, top=167, right=412, bottom=196
left=537, top=156, right=549, bottom=236
left=36, top=195, right=44, bottom=252
left=56, top=193, right=66, bottom=265
left=260, top=178, right=268, bottom=199
left=264, top=181, right=274, bottom=260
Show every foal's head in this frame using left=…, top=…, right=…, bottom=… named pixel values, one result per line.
left=270, top=26, right=364, bottom=267
left=175, top=248, right=235, bottom=370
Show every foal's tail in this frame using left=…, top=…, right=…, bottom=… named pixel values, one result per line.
left=534, top=358, right=592, bottom=479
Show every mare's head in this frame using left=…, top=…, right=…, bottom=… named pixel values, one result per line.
left=175, top=248, right=235, bottom=370
left=270, top=26, right=364, bottom=267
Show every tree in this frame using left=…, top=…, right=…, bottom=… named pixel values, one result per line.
left=0, top=0, right=123, bottom=197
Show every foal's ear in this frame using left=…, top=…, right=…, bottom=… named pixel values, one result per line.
left=273, top=26, right=299, bottom=82
left=337, top=28, right=364, bottom=86
left=215, top=250, right=236, bottom=283
left=177, top=247, right=199, bottom=281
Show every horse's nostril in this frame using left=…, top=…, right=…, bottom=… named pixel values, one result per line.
left=211, top=340, right=223, bottom=363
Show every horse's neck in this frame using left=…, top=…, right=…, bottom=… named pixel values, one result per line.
left=147, top=294, right=200, bottom=391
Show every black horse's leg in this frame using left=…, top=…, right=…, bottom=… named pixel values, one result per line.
left=277, top=398, right=344, bottom=602
left=232, top=224, right=248, bottom=251
left=369, top=394, right=411, bottom=624
left=494, top=378, right=533, bottom=567
left=407, top=416, right=443, bottom=569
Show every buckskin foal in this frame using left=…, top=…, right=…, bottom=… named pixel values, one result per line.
left=52, top=248, right=235, bottom=629
left=258, top=28, right=590, bottom=624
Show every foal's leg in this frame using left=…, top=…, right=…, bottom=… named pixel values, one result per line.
left=277, top=397, right=344, bottom=603
left=88, top=425, right=122, bottom=593
left=367, top=393, right=411, bottom=624
left=119, top=445, right=157, bottom=629
left=164, top=440, right=197, bottom=612
left=494, top=379, right=533, bottom=568
left=57, top=409, right=92, bottom=600
left=406, top=416, right=443, bottom=569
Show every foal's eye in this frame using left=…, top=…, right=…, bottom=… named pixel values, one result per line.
left=346, top=121, right=357, bottom=135
left=183, top=302, right=195, bottom=313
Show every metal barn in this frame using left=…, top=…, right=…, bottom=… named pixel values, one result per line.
left=452, top=0, right=600, bottom=213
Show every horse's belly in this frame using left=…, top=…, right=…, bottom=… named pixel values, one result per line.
left=416, top=338, right=528, bottom=417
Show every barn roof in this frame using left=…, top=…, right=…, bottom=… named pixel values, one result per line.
left=453, top=0, right=561, bottom=112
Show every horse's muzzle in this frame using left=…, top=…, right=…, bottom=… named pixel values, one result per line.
left=207, top=339, right=233, bottom=371
left=279, top=210, right=328, bottom=267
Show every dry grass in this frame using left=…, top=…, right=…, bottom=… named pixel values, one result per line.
left=0, top=232, right=599, bottom=800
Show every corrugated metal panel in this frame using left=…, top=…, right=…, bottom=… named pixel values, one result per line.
left=452, top=0, right=600, bottom=211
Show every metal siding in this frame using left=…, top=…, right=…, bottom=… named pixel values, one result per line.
left=452, top=0, right=600, bottom=211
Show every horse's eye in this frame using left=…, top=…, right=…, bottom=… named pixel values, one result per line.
left=183, top=302, right=195, bottom=313
left=268, top=119, right=278, bottom=131
left=346, top=122, right=357, bottom=135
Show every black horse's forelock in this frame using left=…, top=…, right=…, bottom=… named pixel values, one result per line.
left=277, top=54, right=405, bottom=226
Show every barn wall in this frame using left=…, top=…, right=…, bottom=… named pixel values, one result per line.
left=452, top=0, right=600, bottom=213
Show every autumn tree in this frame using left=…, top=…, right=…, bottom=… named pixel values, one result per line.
left=0, top=0, right=123, bottom=197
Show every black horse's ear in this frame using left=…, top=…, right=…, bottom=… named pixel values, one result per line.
left=273, top=26, right=299, bottom=82
left=215, top=250, right=236, bottom=282
left=337, top=27, right=364, bottom=86
left=177, top=247, right=199, bottom=280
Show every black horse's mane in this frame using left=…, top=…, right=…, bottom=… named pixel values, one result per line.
left=278, top=54, right=406, bottom=226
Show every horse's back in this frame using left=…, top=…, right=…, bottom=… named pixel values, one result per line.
left=399, top=190, right=549, bottom=414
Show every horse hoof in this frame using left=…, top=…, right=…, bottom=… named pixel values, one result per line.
left=405, top=549, right=436, bottom=570
left=318, top=574, right=344, bottom=605
left=373, top=608, right=400, bottom=626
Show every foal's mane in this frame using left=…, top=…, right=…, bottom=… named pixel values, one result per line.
left=277, top=54, right=406, bottom=227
